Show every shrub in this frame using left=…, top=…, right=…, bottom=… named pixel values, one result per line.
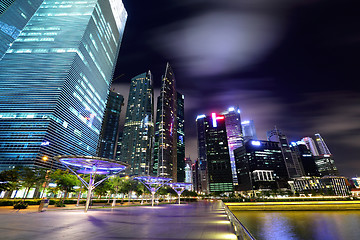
left=13, top=202, right=28, bottom=209
left=55, top=201, right=66, bottom=207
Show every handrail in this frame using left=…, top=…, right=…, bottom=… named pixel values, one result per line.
left=221, top=200, right=256, bottom=240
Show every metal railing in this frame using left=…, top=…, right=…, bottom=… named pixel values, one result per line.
left=221, top=201, right=256, bottom=240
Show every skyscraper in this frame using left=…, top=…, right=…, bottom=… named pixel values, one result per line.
left=241, top=120, right=257, bottom=141
left=196, top=114, right=208, bottom=193
left=234, top=140, right=289, bottom=191
left=97, top=90, right=124, bottom=160
left=154, top=63, right=178, bottom=179
left=267, top=127, right=304, bottom=178
left=314, top=133, right=331, bottom=155
left=197, top=113, right=233, bottom=193
left=121, top=71, right=154, bottom=176
left=223, top=107, right=243, bottom=186
left=0, top=0, right=44, bottom=59
left=176, top=92, right=185, bottom=182
left=0, top=0, right=127, bottom=171
left=302, top=137, right=320, bottom=156
left=290, top=141, right=319, bottom=176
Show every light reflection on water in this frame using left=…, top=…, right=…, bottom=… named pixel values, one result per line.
left=232, top=210, right=360, bottom=240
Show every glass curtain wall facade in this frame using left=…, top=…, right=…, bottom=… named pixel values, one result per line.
left=241, top=120, right=257, bottom=141
left=121, top=72, right=154, bottom=176
left=176, top=92, right=185, bottom=182
left=223, top=107, right=243, bottom=186
left=196, top=115, right=208, bottom=193
left=97, top=90, right=124, bottom=160
left=154, top=63, right=177, bottom=179
left=0, top=0, right=127, bottom=171
left=0, top=0, right=44, bottom=59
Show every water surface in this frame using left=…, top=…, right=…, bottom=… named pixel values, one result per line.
left=232, top=210, right=360, bottom=240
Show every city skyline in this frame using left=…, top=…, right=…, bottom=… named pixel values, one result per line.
left=112, top=0, right=360, bottom=177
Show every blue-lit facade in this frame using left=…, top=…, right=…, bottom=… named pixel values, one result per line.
left=0, top=0, right=127, bottom=171
left=121, top=71, right=154, bottom=176
left=0, top=0, right=44, bottom=59
left=241, top=120, right=257, bottom=141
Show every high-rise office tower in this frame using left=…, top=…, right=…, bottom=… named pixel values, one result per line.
left=290, top=141, right=319, bottom=176
left=302, top=137, right=320, bottom=156
left=176, top=92, right=185, bottom=182
left=0, top=0, right=127, bottom=171
left=196, top=114, right=208, bottom=193
left=241, top=120, right=257, bottom=141
left=0, top=0, right=17, bottom=14
left=196, top=113, right=233, bottom=193
left=234, top=140, right=289, bottom=191
left=121, top=72, right=154, bottom=176
left=97, top=90, right=124, bottom=160
left=154, top=63, right=178, bottom=179
left=314, top=133, right=331, bottom=155
left=0, top=0, right=44, bottom=59
left=267, top=127, right=304, bottom=178
left=223, top=107, right=243, bottom=186
left=314, top=154, right=339, bottom=176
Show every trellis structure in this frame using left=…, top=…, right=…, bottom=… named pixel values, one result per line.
left=56, top=155, right=129, bottom=212
left=168, top=182, right=192, bottom=205
left=134, top=176, right=172, bottom=207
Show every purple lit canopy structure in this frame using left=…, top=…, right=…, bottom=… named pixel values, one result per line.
left=168, top=182, right=192, bottom=205
left=56, top=155, right=129, bottom=212
left=133, top=176, right=171, bottom=207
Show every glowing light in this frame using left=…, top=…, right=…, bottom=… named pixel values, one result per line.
left=241, top=120, right=250, bottom=124
left=41, top=141, right=50, bottom=146
left=228, top=107, right=235, bottom=112
left=251, top=140, right=261, bottom=146
left=42, top=156, right=48, bottom=161
left=196, top=114, right=206, bottom=120
left=212, top=113, right=217, bottom=127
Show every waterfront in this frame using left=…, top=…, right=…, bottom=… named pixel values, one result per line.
left=232, top=210, right=360, bottom=240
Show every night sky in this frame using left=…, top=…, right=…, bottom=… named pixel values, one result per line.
left=112, top=0, right=360, bottom=177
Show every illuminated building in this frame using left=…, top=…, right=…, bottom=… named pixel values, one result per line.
left=97, top=90, right=124, bottom=160
left=301, top=137, right=320, bottom=156
left=234, top=140, right=288, bottom=191
left=176, top=92, right=185, bottom=182
left=290, top=141, right=319, bottom=176
left=314, top=133, right=331, bottom=155
left=196, top=113, right=233, bottom=193
left=241, top=120, right=257, bottom=141
left=0, top=0, right=44, bottom=59
left=153, top=63, right=178, bottom=179
left=223, top=107, right=243, bottom=186
left=121, top=71, right=154, bottom=176
left=196, top=114, right=208, bottom=193
left=0, top=0, right=127, bottom=171
left=314, top=154, right=339, bottom=176
left=267, top=127, right=304, bottom=177
left=192, top=159, right=201, bottom=193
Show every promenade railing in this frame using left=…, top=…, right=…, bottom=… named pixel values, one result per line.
left=220, top=200, right=256, bottom=240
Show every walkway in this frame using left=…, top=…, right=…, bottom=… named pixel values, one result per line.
left=0, top=200, right=237, bottom=240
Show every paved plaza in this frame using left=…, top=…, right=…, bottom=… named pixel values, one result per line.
left=0, top=201, right=237, bottom=240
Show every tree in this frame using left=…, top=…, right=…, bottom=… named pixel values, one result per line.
left=0, top=168, right=21, bottom=196
left=182, top=190, right=198, bottom=197
left=50, top=169, right=80, bottom=204
left=93, top=175, right=111, bottom=199
left=19, top=168, right=47, bottom=201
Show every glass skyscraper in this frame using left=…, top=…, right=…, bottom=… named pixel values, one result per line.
left=0, top=0, right=127, bottom=171
left=0, top=0, right=44, bottom=59
left=223, top=107, right=243, bottom=186
left=241, top=120, right=257, bottom=141
left=197, top=113, right=233, bottom=193
left=121, top=71, right=154, bottom=176
left=176, top=91, right=185, bottom=182
left=154, top=63, right=178, bottom=179
left=314, top=133, right=331, bottom=155
left=97, top=90, right=124, bottom=160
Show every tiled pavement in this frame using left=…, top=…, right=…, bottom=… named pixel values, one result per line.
left=0, top=201, right=237, bottom=240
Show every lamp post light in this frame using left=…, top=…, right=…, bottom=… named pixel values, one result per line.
left=55, top=155, right=129, bottom=213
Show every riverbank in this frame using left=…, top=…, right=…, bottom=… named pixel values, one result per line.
left=225, top=201, right=360, bottom=211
